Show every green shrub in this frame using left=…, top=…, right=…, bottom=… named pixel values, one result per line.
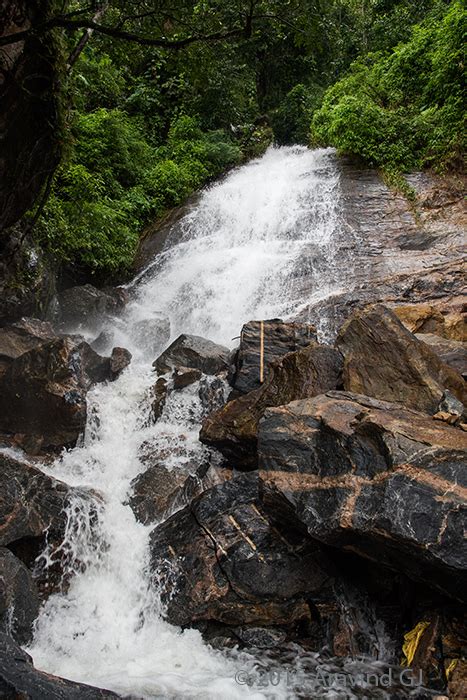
left=272, top=84, right=324, bottom=145
left=37, top=112, right=243, bottom=277
left=311, top=2, right=465, bottom=170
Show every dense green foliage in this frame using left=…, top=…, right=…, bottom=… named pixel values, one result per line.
left=34, top=0, right=464, bottom=278
left=39, top=111, right=243, bottom=273
left=312, top=1, right=465, bottom=170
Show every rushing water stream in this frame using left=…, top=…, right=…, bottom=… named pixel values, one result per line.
left=23, top=147, right=422, bottom=698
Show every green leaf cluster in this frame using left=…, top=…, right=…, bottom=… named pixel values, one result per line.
left=311, top=1, right=465, bottom=170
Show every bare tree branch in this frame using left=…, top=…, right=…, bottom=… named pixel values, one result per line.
left=0, top=14, right=253, bottom=49
left=67, top=1, right=109, bottom=70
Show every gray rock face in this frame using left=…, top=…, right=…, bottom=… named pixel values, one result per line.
left=154, top=334, right=230, bottom=375
left=336, top=304, right=466, bottom=414
left=230, top=319, right=317, bottom=395
left=258, top=391, right=467, bottom=601
left=0, top=453, right=70, bottom=547
left=149, top=473, right=334, bottom=629
left=0, top=548, right=39, bottom=644
left=0, top=633, right=118, bottom=699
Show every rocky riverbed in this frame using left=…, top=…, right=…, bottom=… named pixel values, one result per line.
left=0, top=153, right=465, bottom=698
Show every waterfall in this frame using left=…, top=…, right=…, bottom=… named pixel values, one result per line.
left=25, top=147, right=367, bottom=698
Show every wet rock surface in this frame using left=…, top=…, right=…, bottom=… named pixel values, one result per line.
left=0, top=322, right=132, bottom=451
left=336, top=305, right=466, bottom=414
left=0, top=548, right=40, bottom=645
left=230, top=319, right=317, bottom=395
left=298, top=162, right=466, bottom=337
left=0, top=633, right=119, bottom=699
left=51, top=284, right=128, bottom=332
left=154, top=333, right=229, bottom=375
left=0, top=338, right=94, bottom=450
left=258, top=391, right=467, bottom=601
left=128, top=460, right=212, bottom=524
left=200, top=342, right=343, bottom=468
left=0, top=317, right=55, bottom=378
left=150, top=473, right=334, bottom=631
left=0, top=453, right=70, bottom=548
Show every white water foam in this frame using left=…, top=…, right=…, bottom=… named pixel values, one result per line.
left=25, top=146, right=367, bottom=699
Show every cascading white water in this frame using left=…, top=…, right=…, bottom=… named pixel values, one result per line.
left=25, top=146, right=371, bottom=699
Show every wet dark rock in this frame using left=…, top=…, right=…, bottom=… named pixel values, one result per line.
left=437, top=389, right=465, bottom=418
left=0, top=336, right=125, bottom=450
left=109, top=347, right=132, bottom=379
left=0, top=633, right=119, bottom=699
left=150, top=473, right=334, bottom=629
left=0, top=230, right=57, bottom=325
left=154, top=334, right=229, bottom=375
left=150, top=377, right=168, bottom=422
left=0, top=317, right=55, bottom=378
left=336, top=304, right=466, bottom=414
left=0, top=548, right=40, bottom=645
left=90, top=330, right=115, bottom=354
left=172, top=366, right=202, bottom=390
left=233, top=626, right=287, bottom=649
left=198, top=376, right=228, bottom=416
left=128, top=460, right=211, bottom=524
left=258, top=391, right=467, bottom=601
left=200, top=342, right=343, bottom=468
left=52, top=284, right=128, bottom=332
left=230, top=319, right=317, bottom=395
left=0, top=318, right=55, bottom=362
left=0, top=338, right=88, bottom=449
left=0, top=453, right=70, bottom=547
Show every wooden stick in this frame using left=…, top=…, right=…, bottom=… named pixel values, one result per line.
left=259, top=320, right=264, bottom=383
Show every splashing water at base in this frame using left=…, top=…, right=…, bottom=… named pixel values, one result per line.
left=25, top=147, right=402, bottom=699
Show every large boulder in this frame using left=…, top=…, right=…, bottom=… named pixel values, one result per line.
left=0, top=633, right=118, bottom=699
left=200, top=342, right=343, bottom=468
left=0, top=548, right=40, bottom=644
left=0, top=318, right=55, bottom=362
left=0, top=317, right=55, bottom=377
left=0, top=337, right=123, bottom=450
left=230, top=319, right=317, bottom=395
left=154, top=334, right=229, bottom=376
left=149, top=473, right=333, bottom=630
left=0, top=453, right=70, bottom=548
left=128, top=460, right=213, bottom=525
left=336, top=304, right=466, bottom=414
left=51, top=284, right=128, bottom=332
left=258, top=391, right=467, bottom=601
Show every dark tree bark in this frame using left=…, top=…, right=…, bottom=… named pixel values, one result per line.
left=0, top=0, right=62, bottom=234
